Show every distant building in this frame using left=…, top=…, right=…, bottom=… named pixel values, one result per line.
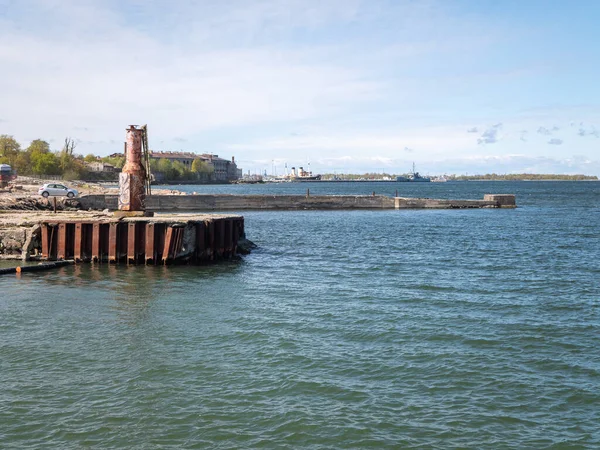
left=149, top=151, right=240, bottom=182
left=200, top=154, right=239, bottom=182
left=149, top=151, right=198, bottom=169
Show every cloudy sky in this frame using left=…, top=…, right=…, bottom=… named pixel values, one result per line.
left=1, top=0, right=599, bottom=175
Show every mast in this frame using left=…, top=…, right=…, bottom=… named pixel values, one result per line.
left=141, top=124, right=152, bottom=195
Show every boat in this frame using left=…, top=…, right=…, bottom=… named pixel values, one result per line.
left=409, top=163, right=430, bottom=182
left=397, top=163, right=431, bottom=182
left=289, top=165, right=321, bottom=181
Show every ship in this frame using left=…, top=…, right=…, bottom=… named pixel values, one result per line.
left=397, top=163, right=430, bottom=182
left=289, top=165, right=321, bottom=181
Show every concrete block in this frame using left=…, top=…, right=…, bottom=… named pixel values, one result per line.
left=483, top=194, right=516, bottom=208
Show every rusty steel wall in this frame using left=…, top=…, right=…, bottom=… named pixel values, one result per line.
left=39, top=217, right=244, bottom=265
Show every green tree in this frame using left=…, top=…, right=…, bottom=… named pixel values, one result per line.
left=102, top=156, right=125, bottom=169
left=84, top=153, right=98, bottom=163
left=192, top=158, right=214, bottom=174
left=171, top=161, right=189, bottom=180
left=27, top=139, right=50, bottom=155
left=31, top=152, right=59, bottom=175
left=0, top=135, right=21, bottom=165
left=13, top=152, right=31, bottom=175
left=63, top=158, right=87, bottom=180
left=156, top=158, right=178, bottom=180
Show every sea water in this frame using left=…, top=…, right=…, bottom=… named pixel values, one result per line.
left=1, top=181, right=599, bottom=448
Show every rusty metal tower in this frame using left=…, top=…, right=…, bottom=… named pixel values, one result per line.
left=118, top=125, right=149, bottom=211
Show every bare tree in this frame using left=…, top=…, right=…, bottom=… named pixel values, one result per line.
left=63, top=137, right=77, bottom=156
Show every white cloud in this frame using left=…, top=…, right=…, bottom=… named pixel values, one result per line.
left=0, top=0, right=391, bottom=151
left=0, top=0, right=599, bottom=177
left=228, top=126, right=476, bottom=155
left=422, top=154, right=600, bottom=176
left=477, top=123, right=503, bottom=145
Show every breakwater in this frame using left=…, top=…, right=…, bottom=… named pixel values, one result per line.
left=0, top=211, right=247, bottom=264
left=79, top=193, right=516, bottom=211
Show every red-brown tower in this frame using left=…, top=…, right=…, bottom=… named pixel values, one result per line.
left=118, top=125, right=146, bottom=211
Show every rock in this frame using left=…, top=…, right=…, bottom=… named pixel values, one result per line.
left=237, top=238, right=257, bottom=255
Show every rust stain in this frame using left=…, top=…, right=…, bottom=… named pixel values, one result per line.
left=118, top=125, right=146, bottom=211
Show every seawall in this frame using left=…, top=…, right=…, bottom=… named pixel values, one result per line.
left=0, top=210, right=249, bottom=264
left=396, top=194, right=516, bottom=209
left=79, top=194, right=516, bottom=211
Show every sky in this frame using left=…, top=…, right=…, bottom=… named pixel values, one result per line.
left=1, top=0, right=599, bottom=176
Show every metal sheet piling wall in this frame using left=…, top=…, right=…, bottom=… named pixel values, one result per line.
left=39, top=217, right=245, bottom=265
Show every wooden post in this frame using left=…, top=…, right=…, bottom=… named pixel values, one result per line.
left=53, top=197, right=57, bottom=213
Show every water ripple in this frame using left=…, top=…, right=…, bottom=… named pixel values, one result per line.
left=1, top=182, right=600, bottom=448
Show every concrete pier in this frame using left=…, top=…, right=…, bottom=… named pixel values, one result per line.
left=0, top=211, right=246, bottom=264
left=79, top=193, right=516, bottom=211
left=395, top=194, right=516, bottom=209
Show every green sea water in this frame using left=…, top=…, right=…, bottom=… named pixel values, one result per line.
left=1, top=181, right=599, bottom=448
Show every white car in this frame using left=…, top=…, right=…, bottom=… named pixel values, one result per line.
left=38, top=183, right=79, bottom=198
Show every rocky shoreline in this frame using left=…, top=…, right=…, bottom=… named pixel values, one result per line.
left=0, top=176, right=188, bottom=260
left=0, top=177, right=112, bottom=260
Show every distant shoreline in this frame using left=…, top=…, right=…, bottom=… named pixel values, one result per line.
left=453, top=179, right=599, bottom=182
left=151, top=178, right=600, bottom=186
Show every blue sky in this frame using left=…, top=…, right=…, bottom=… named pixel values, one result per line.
left=1, top=0, right=599, bottom=175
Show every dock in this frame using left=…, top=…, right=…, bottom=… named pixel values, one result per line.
left=0, top=211, right=247, bottom=264
left=79, top=193, right=517, bottom=211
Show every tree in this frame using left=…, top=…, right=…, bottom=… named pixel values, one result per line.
left=156, top=158, right=178, bottom=180
left=171, top=161, right=189, bottom=180
left=192, top=158, right=214, bottom=174
left=13, top=152, right=31, bottom=175
left=31, top=152, right=59, bottom=175
left=27, top=139, right=50, bottom=155
left=0, top=135, right=21, bottom=165
left=63, top=137, right=76, bottom=155
left=102, top=155, right=125, bottom=169
left=59, top=137, right=77, bottom=174
left=84, top=153, right=98, bottom=163
left=63, top=159, right=87, bottom=180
